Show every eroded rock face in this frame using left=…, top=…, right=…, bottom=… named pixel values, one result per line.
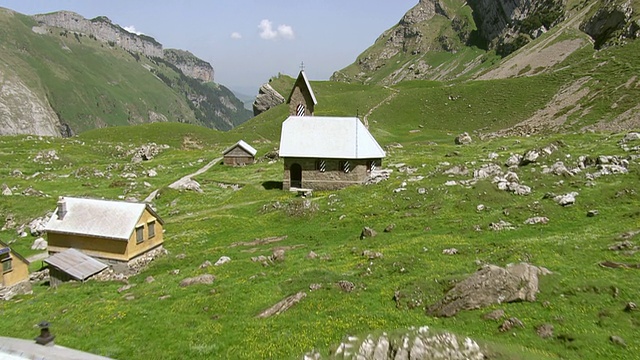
left=252, top=83, right=285, bottom=116
left=427, top=263, right=551, bottom=317
left=164, top=49, right=214, bottom=82
left=580, top=0, right=638, bottom=49
left=311, top=326, right=484, bottom=360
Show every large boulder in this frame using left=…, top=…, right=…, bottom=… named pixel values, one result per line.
left=426, top=263, right=551, bottom=317
left=252, top=83, right=285, bottom=116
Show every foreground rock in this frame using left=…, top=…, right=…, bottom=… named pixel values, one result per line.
left=252, top=83, right=285, bottom=116
left=256, top=291, right=306, bottom=318
left=427, top=263, right=551, bottom=317
left=306, top=326, right=484, bottom=360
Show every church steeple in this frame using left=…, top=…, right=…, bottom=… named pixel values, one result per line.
left=286, top=64, right=317, bottom=117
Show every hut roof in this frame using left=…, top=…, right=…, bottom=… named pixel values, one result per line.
left=223, top=140, right=257, bottom=157
left=44, top=197, right=163, bottom=241
left=0, top=240, right=29, bottom=265
left=44, top=248, right=107, bottom=281
left=287, top=71, right=317, bottom=105
left=278, top=116, right=386, bottom=159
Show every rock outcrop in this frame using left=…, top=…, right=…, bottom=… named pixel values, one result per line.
left=33, top=11, right=163, bottom=58
left=164, top=49, right=214, bottom=82
left=580, top=0, right=640, bottom=49
left=0, top=68, right=63, bottom=137
left=252, top=83, right=285, bottom=116
left=427, top=263, right=551, bottom=317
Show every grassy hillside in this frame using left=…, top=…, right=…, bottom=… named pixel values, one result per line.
left=0, top=9, right=250, bottom=135
left=0, top=94, right=639, bottom=359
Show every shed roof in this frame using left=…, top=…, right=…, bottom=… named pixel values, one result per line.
left=44, top=197, right=163, bottom=241
left=287, top=71, right=317, bottom=105
left=223, top=140, right=257, bottom=157
left=278, top=116, right=386, bottom=159
left=0, top=240, right=29, bottom=265
left=44, top=248, right=107, bottom=281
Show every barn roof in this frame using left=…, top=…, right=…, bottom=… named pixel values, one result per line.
left=44, top=197, right=163, bottom=241
left=287, top=71, right=317, bottom=105
left=44, top=248, right=107, bottom=281
left=223, top=140, right=257, bottom=157
left=278, top=116, right=386, bottom=159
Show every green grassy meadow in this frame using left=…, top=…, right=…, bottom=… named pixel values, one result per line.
left=0, top=120, right=638, bottom=359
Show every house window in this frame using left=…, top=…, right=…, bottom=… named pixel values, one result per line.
left=316, top=160, right=326, bottom=172
left=1, top=256, right=12, bottom=273
left=340, top=161, right=351, bottom=173
left=136, top=226, right=144, bottom=244
left=148, top=221, right=156, bottom=238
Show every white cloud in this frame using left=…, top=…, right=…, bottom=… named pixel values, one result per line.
left=277, top=24, right=295, bottom=39
left=123, top=25, right=143, bottom=35
left=258, top=19, right=295, bottom=40
left=231, top=32, right=242, bottom=40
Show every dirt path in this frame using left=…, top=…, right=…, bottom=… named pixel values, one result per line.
left=144, top=156, right=223, bottom=202
left=363, top=87, right=400, bottom=128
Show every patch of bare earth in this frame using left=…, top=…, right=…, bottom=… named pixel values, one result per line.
left=484, top=77, right=592, bottom=138
left=479, top=39, right=586, bottom=80
left=582, top=105, right=640, bottom=132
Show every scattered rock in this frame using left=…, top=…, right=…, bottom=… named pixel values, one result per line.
left=587, top=210, right=599, bottom=217
left=360, top=227, right=377, bottom=239
left=524, top=217, right=549, bottom=225
left=170, top=269, right=180, bottom=275
left=554, top=192, right=578, bottom=206
left=214, top=256, right=231, bottom=266
left=536, top=323, right=554, bottom=339
left=199, top=260, right=212, bottom=269
left=306, top=251, right=318, bottom=259
left=145, top=276, right=155, bottom=283
left=442, top=248, right=458, bottom=255
left=520, top=149, right=540, bottom=165
left=179, top=274, right=215, bottom=287
left=158, top=295, right=171, bottom=300
left=256, top=291, right=306, bottom=318
left=30, top=237, right=47, bottom=250
left=337, top=280, right=356, bottom=293
left=474, top=163, right=503, bottom=179
left=610, top=335, right=626, bottom=347
left=482, top=309, right=505, bottom=321
left=117, top=284, right=136, bottom=293
left=489, top=220, right=515, bottom=231
left=270, top=249, right=286, bottom=263
left=426, top=263, right=551, bottom=317
left=624, top=302, right=637, bottom=312
left=130, top=143, right=165, bottom=163
left=505, top=154, right=522, bottom=167
left=455, top=132, right=472, bottom=145
left=477, top=204, right=486, bottom=211
left=309, top=283, right=322, bottom=291
left=608, top=240, right=637, bottom=251
left=329, top=326, right=484, bottom=360
left=384, top=224, right=395, bottom=233
left=362, top=250, right=383, bottom=259
left=499, top=317, right=524, bottom=332
left=443, top=165, right=469, bottom=176
left=252, top=83, right=285, bottom=116
left=1, top=184, right=11, bottom=196
left=175, top=253, right=186, bottom=259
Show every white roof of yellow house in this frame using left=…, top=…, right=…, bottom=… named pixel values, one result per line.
left=44, top=197, right=163, bottom=241
left=279, top=116, right=386, bottom=159
left=223, top=140, right=257, bottom=157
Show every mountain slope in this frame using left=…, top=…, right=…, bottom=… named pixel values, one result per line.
left=0, top=8, right=251, bottom=137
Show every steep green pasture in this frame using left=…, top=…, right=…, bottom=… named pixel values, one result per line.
left=0, top=127, right=638, bottom=359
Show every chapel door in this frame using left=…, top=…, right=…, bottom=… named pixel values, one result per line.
left=290, top=163, right=302, bottom=188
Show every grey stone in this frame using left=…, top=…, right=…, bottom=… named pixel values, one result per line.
left=360, top=227, right=377, bottom=239
left=214, top=256, right=231, bottom=266
left=499, top=317, right=524, bottom=332
left=252, top=83, right=285, bottom=116
left=179, top=274, right=215, bottom=287
left=31, top=237, right=47, bottom=250
left=455, top=132, right=472, bottom=145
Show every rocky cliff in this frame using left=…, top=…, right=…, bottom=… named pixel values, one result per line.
left=164, top=49, right=214, bottom=83
left=332, top=0, right=639, bottom=85
left=0, top=67, right=63, bottom=137
left=33, top=11, right=163, bottom=58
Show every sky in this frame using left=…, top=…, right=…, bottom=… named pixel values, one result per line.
left=0, top=1, right=418, bottom=95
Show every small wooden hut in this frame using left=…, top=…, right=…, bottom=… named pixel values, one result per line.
left=223, top=140, right=257, bottom=166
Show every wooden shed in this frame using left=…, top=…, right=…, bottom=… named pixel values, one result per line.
left=0, top=240, right=30, bottom=288
left=223, top=140, right=257, bottom=166
left=44, top=248, right=108, bottom=287
left=44, top=197, right=164, bottom=264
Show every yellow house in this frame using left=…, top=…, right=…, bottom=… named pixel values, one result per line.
left=44, top=197, right=164, bottom=263
left=0, top=240, right=30, bottom=288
